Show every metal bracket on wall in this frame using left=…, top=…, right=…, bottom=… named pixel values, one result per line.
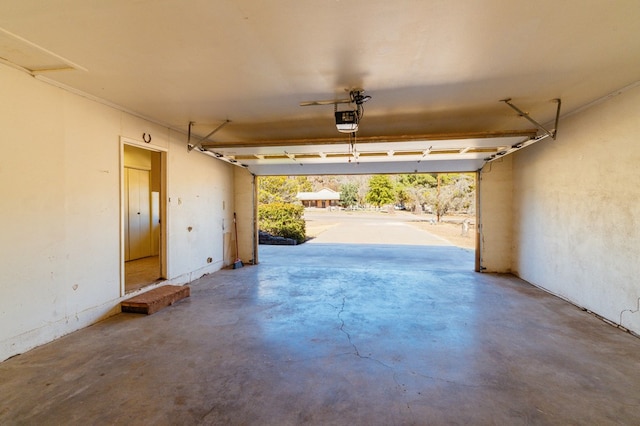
left=187, top=120, right=231, bottom=152
left=500, top=98, right=562, bottom=139
left=187, top=120, right=249, bottom=169
left=483, top=98, right=562, bottom=165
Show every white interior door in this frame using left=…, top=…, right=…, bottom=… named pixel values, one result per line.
left=125, top=167, right=152, bottom=261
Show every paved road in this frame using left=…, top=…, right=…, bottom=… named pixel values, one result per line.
left=304, top=210, right=451, bottom=246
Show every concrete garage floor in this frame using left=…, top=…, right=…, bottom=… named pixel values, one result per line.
left=1, top=217, right=640, bottom=425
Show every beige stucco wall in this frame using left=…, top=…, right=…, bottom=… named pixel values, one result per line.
left=512, top=84, right=640, bottom=335
left=165, top=131, right=235, bottom=280
left=233, top=168, right=257, bottom=265
left=0, top=64, right=235, bottom=361
left=478, top=155, right=513, bottom=273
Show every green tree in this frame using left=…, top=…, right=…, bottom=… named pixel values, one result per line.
left=258, top=202, right=306, bottom=243
left=257, top=176, right=310, bottom=243
left=424, top=173, right=475, bottom=221
left=339, top=182, right=359, bottom=208
left=308, top=175, right=340, bottom=191
left=366, top=175, right=395, bottom=207
left=258, top=176, right=310, bottom=204
left=395, top=174, right=438, bottom=211
left=295, top=176, right=313, bottom=192
left=397, top=173, right=437, bottom=188
left=395, top=184, right=410, bottom=208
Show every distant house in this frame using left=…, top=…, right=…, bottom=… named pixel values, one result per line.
left=296, top=188, right=341, bottom=208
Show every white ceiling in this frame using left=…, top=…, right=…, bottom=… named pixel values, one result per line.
left=1, top=1, right=639, bottom=175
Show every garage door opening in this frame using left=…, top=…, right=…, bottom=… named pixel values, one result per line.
left=257, top=173, right=477, bottom=270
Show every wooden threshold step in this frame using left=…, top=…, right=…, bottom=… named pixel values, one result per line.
left=121, top=285, right=190, bottom=315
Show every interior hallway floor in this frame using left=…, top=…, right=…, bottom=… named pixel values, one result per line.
left=2, top=242, right=640, bottom=425
left=125, top=255, right=162, bottom=293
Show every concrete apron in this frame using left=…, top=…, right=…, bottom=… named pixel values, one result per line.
left=1, top=242, right=640, bottom=424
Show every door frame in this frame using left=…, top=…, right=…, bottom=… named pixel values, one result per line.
left=120, top=137, right=168, bottom=296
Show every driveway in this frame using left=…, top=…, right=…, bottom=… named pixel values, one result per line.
left=262, top=209, right=475, bottom=272
left=304, top=210, right=452, bottom=246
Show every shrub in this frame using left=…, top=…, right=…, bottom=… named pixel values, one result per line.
left=258, top=202, right=306, bottom=243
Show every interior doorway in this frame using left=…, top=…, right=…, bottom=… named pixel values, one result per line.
left=122, top=143, right=165, bottom=293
